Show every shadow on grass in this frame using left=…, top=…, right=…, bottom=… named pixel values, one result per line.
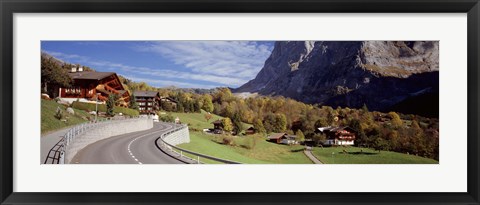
left=290, top=148, right=305, bottom=153
left=346, top=151, right=379, bottom=155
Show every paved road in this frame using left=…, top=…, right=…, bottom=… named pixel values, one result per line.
left=304, top=147, right=324, bottom=164
left=71, top=122, right=185, bottom=164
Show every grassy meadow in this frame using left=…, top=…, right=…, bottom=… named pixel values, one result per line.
left=166, top=110, right=251, bottom=131
left=169, top=111, right=438, bottom=164
left=311, top=146, right=439, bottom=164
left=177, top=132, right=312, bottom=164
left=167, top=110, right=312, bottom=164
left=41, top=99, right=92, bottom=134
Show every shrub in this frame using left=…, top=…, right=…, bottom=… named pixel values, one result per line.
left=221, top=135, right=235, bottom=146
left=160, top=114, right=175, bottom=123
left=72, top=101, right=139, bottom=116
left=54, top=106, right=63, bottom=120
left=106, top=94, right=116, bottom=117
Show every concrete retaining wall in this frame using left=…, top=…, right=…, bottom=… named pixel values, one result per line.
left=158, top=125, right=240, bottom=164
left=163, top=125, right=190, bottom=146
left=65, top=118, right=153, bottom=163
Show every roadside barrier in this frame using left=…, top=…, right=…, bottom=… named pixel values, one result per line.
left=44, top=116, right=152, bottom=164
left=157, top=123, right=241, bottom=164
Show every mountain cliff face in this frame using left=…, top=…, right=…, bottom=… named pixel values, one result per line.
left=234, top=41, right=439, bottom=117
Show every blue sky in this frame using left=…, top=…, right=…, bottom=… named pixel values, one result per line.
left=41, top=41, right=274, bottom=89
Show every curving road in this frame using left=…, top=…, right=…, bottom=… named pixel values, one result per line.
left=71, top=122, right=184, bottom=164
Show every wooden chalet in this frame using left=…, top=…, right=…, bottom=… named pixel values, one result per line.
left=133, top=91, right=161, bottom=114
left=160, top=96, right=178, bottom=110
left=245, top=127, right=255, bottom=135
left=267, top=133, right=297, bottom=145
left=58, top=68, right=130, bottom=107
left=212, top=119, right=223, bottom=129
left=317, top=126, right=356, bottom=146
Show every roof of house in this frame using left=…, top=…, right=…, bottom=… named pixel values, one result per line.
left=133, top=90, right=159, bottom=97
left=212, top=120, right=222, bottom=125
left=267, top=133, right=287, bottom=140
left=317, top=126, right=356, bottom=133
left=161, top=96, right=178, bottom=103
left=68, top=71, right=116, bottom=81
left=117, top=90, right=128, bottom=96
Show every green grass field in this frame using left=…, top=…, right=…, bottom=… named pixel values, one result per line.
left=165, top=111, right=436, bottom=164
left=311, top=146, right=438, bottom=164
left=165, top=110, right=223, bottom=131
left=72, top=101, right=139, bottom=116
left=166, top=110, right=251, bottom=132
left=41, top=99, right=95, bottom=134
left=177, top=131, right=312, bottom=164
left=167, top=110, right=311, bottom=164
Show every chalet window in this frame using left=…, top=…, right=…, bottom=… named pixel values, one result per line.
left=147, top=102, right=152, bottom=106
left=147, top=107, right=152, bottom=110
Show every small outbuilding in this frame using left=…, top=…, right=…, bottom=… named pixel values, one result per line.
left=267, top=133, right=297, bottom=145
left=212, top=120, right=224, bottom=134
left=245, top=127, right=255, bottom=135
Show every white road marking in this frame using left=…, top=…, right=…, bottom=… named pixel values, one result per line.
left=126, top=124, right=172, bottom=164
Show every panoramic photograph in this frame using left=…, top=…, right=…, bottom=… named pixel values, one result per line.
left=41, top=41, right=439, bottom=164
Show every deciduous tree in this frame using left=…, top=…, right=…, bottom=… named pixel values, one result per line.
left=222, top=118, right=233, bottom=133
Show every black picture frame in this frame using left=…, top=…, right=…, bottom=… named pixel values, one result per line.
left=1, top=0, right=479, bottom=204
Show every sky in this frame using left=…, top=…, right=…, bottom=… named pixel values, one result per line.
left=41, top=41, right=274, bottom=89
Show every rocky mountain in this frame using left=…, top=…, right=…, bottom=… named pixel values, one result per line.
left=233, top=41, right=439, bottom=117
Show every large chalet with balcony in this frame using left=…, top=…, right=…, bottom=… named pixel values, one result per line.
left=133, top=90, right=161, bottom=114
left=58, top=67, right=130, bottom=107
left=317, top=126, right=356, bottom=146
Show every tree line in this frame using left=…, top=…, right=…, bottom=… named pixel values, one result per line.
left=118, top=75, right=439, bottom=160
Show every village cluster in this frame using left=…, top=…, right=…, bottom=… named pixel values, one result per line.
left=49, top=67, right=357, bottom=148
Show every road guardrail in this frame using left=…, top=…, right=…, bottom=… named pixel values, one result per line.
left=157, top=123, right=241, bottom=164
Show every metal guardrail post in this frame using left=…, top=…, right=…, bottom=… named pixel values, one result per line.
left=60, top=152, right=65, bottom=164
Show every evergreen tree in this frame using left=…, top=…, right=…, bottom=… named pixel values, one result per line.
left=106, top=94, right=117, bottom=117
left=232, top=112, right=244, bottom=135
left=129, top=92, right=139, bottom=110
left=348, top=118, right=366, bottom=146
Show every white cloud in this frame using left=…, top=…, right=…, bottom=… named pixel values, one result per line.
left=42, top=50, right=89, bottom=62
left=42, top=41, right=274, bottom=89
left=43, top=50, right=243, bottom=88
left=89, top=59, right=245, bottom=86
left=124, top=76, right=216, bottom=89
left=135, top=41, right=273, bottom=79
